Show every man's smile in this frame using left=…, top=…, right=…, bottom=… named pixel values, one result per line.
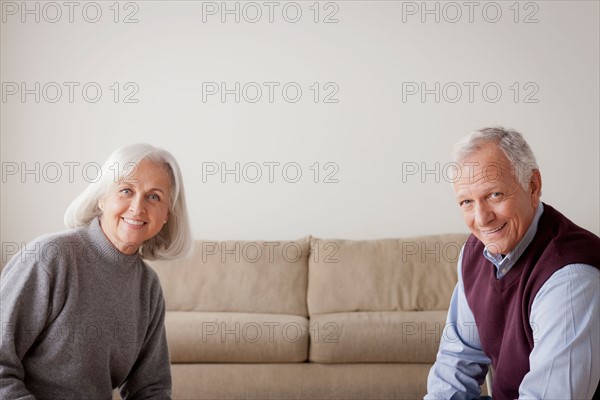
left=481, top=223, right=507, bottom=235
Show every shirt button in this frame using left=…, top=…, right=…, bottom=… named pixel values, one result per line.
left=501, top=268, right=507, bottom=274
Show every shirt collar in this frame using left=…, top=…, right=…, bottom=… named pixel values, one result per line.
left=483, top=202, right=544, bottom=278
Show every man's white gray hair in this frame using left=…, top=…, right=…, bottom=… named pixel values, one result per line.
left=64, top=143, right=193, bottom=260
left=452, top=126, right=538, bottom=190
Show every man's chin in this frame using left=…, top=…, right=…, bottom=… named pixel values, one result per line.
left=471, top=234, right=512, bottom=255
left=482, top=240, right=507, bottom=255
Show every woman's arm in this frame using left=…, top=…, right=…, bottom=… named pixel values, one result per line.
left=0, top=248, right=55, bottom=399
left=118, top=282, right=172, bottom=400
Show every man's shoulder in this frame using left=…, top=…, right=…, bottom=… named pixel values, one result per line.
left=542, top=203, right=599, bottom=241
left=541, top=203, right=600, bottom=267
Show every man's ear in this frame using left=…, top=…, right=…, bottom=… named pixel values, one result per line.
left=529, top=169, right=542, bottom=207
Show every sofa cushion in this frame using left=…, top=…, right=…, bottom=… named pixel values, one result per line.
left=148, top=237, right=310, bottom=316
left=309, top=311, right=446, bottom=363
left=170, top=363, right=435, bottom=399
left=307, top=234, right=468, bottom=315
left=165, top=312, right=309, bottom=363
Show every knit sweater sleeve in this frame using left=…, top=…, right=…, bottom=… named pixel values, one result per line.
left=118, top=273, right=172, bottom=400
left=0, top=242, right=64, bottom=399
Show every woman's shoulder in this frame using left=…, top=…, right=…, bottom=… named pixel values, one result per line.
left=26, top=225, right=88, bottom=255
left=3, top=226, right=88, bottom=272
left=1, top=233, right=65, bottom=288
left=35, top=225, right=86, bottom=244
left=138, top=259, right=164, bottom=292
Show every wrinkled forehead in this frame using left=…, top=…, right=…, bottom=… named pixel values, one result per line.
left=454, top=161, right=513, bottom=185
left=106, top=159, right=173, bottom=193
left=452, top=145, right=516, bottom=187
left=119, top=159, right=170, bottom=179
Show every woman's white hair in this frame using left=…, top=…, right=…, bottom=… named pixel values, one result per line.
left=452, top=126, right=538, bottom=190
left=64, top=143, right=193, bottom=260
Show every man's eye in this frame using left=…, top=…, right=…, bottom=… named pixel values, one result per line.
left=491, top=192, right=502, bottom=198
left=120, top=188, right=132, bottom=195
left=460, top=200, right=472, bottom=207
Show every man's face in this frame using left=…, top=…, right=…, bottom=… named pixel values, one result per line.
left=453, top=143, right=542, bottom=255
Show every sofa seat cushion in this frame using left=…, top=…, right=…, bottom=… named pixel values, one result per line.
left=308, top=234, right=468, bottom=315
left=170, top=363, right=435, bottom=399
left=309, top=311, right=446, bottom=363
left=166, top=311, right=309, bottom=363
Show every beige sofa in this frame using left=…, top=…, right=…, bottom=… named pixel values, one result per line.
left=147, top=233, right=473, bottom=399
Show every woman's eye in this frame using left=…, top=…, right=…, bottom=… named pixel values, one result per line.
left=120, top=188, right=132, bottom=195
left=491, top=192, right=502, bottom=198
left=148, top=194, right=160, bottom=201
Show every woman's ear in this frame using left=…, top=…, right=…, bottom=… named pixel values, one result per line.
left=98, top=196, right=106, bottom=213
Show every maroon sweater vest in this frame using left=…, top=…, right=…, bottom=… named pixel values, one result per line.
left=462, top=203, right=600, bottom=400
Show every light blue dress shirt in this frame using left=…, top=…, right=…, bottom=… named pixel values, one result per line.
left=425, top=203, right=600, bottom=399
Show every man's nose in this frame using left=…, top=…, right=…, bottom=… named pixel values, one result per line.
left=474, top=202, right=494, bottom=227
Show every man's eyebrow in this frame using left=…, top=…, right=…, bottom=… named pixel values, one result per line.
left=455, top=192, right=469, bottom=201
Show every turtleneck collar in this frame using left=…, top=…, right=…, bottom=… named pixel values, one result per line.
left=84, top=217, right=141, bottom=267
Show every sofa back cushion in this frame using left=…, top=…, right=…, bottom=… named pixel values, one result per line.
left=307, top=234, right=468, bottom=315
left=149, top=237, right=310, bottom=316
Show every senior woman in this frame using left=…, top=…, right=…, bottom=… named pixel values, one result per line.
left=0, top=144, right=192, bottom=399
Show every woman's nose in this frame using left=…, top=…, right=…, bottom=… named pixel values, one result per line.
left=129, top=195, right=145, bottom=214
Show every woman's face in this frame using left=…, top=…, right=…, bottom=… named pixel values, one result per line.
left=99, top=159, right=171, bottom=255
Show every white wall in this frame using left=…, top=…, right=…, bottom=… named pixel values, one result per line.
left=1, top=1, right=599, bottom=267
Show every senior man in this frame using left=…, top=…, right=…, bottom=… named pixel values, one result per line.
left=425, top=127, right=600, bottom=400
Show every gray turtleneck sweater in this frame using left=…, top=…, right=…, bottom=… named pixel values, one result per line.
left=0, top=218, right=171, bottom=399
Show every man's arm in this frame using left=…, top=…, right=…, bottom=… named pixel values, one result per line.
left=425, top=250, right=491, bottom=400
left=519, top=264, right=600, bottom=399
